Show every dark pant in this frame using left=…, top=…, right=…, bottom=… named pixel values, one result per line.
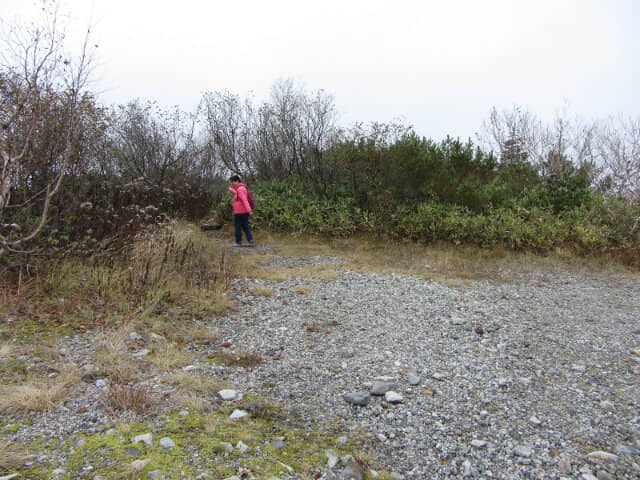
left=234, top=213, right=253, bottom=244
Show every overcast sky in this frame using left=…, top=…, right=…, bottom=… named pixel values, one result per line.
left=3, top=0, right=638, bottom=140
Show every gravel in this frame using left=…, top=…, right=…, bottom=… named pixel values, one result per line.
left=6, top=251, right=640, bottom=479
left=215, top=253, right=640, bottom=478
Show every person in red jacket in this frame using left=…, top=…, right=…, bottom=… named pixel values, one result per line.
left=228, top=175, right=254, bottom=246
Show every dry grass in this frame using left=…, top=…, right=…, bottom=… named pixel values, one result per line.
left=0, top=368, right=80, bottom=414
left=147, top=340, right=192, bottom=371
left=148, top=318, right=219, bottom=346
left=253, top=286, right=274, bottom=297
left=103, top=383, right=153, bottom=412
left=233, top=232, right=640, bottom=282
left=94, top=325, right=139, bottom=383
left=177, top=392, right=209, bottom=414
left=168, top=371, right=226, bottom=395
left=0, top=440, right=34, bottom=473
left=214, top=349, right=263, bottom=368
left=0, top=343, right=13, bottom=358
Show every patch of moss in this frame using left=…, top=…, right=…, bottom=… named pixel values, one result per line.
left=15, top=408, right=393, bottom=480
left=203, top=356, right=224, bottom=365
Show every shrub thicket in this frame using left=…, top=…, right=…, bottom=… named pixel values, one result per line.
left=248, top=132, right=639, bottom=260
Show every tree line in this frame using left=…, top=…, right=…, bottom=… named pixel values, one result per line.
left=1, top=3, right=639, bottom=264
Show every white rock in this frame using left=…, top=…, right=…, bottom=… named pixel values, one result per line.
left=159, top=437, right=175, bottom=449
left=132, top=348, right=150, bottom=357
left=131, top=433, right=153, bottom=446
left=220, top=441, right=234, bottom=453
left=95, top=379, right=108, bottom=388
left=529, top=416, right=542, bottom=425
left=385, top=391, right=404, bottom=403
left=236, top=440, right=249, bottom=452
left=130, top=459, right=150, bottom=470
left=326, top=449, right=339, bottom=468
left=587, top=451, right=619, bottom=462
left=229, top=409, right=248, bottom=419
left=513, top=445, right=533, bottom=457
left=218, top=389, right=239, bottom=401
left=183, top=365, right=198, bottom=372
left=278, top=462, right=294, bottom=472
left=471, top=439, right=487, bottom=448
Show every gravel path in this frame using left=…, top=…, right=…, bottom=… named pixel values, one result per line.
left=216, top=253, right=640, bottom=479
left=6, top=250, right=640, bottom=479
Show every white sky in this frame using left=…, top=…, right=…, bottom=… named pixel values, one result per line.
left=2, top=0, right=638, bottom=140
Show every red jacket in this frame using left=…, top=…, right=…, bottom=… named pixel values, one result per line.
left=229, top=183, right=252, bottom=214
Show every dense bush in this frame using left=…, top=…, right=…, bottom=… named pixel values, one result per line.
left=250, top=177, right=640, bottom=258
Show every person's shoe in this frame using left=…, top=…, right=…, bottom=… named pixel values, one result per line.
left=232, top=242, right=242, bottom=247
left=247, top=241, right=255, bottom=247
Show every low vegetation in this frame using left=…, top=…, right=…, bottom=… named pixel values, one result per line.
left=1, top=4, right=638, bottom=477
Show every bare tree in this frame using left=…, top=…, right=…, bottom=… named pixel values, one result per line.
left=199, top=90, right=253, bottom=176
left=595, top=115, right=640, bottom=233
left=478, top=106, right=549, bottom=166
left=0, top=0, right=94, bottom=257
left=199, top=79, right=340, bottom=182
left=110, top=100, right=200, bottom=187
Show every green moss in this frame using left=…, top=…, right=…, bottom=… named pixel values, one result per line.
left=203, top=357, right=224, bottom=365
left=15, top=407, right=389, bottom=480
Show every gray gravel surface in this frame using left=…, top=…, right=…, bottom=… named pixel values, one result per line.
left=215, top=253, right=640, bottom=478
left=6, top=251, right=640, bottom=479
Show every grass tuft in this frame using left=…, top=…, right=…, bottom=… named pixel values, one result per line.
left=103, top=383, right=153, bottom=412
left=0, top=369, right=79, bottom=414
left=213, top=349, right=263, bottom=368
left=0, top=440, right=34, bottom=473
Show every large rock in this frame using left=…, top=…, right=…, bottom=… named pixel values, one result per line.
left=370, top=381, right=397, bottom=395
left=343, top=392, right=370, bottom=406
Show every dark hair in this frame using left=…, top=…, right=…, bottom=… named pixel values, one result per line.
left=229, top=175, right=241, bottom=182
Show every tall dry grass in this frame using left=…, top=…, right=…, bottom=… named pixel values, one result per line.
left=230, top=231, right=639, bottom=282
left=0, top=369, right=80, bottom=414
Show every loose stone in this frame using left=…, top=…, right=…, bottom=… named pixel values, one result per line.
left=159, top=437, right=175, bottom=449
left=326, top=449, right=340, bottom=468
left=340, top=462, right=365, bottom=480
left=513, top=446, right=533, bottom=457
left=587, top=451, right=619, bottom=462
left=235, top=441, right=249, bottom=452
left=130, top=459, right=150, bottom=470
left=271, top=439, right=286, bottom=450
left=558, top=456, right=572, bottom=474
left=124, top=447, right=141, bottom=456
left=131, top=433, right=153, bottom=446
left=229, top=409, right=248, bottom=419
left=596, top=471, right=614, bottom=480
left=407, top=372, right=421, bottom=385
left=371, top=381, right=397, bottom=395
left=385, top=391, right=403, bottom=403
left=471, top=440, right=487, bottom=448
left=615, top=444, right=640, bottom=455
left=218, top=389, right=239, bottom=401
left=343, top=392, right=370, bottom=406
